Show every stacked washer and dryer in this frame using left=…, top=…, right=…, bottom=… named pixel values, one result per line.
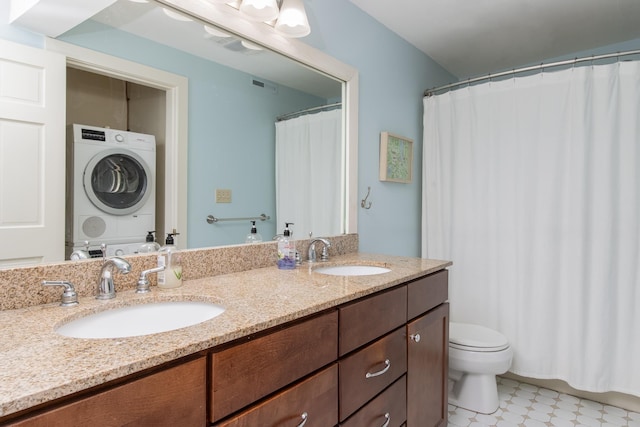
left=65, top=124, right=157, bottom=259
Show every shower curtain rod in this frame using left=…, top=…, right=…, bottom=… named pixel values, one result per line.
left=276, top=102, right=342, bottom=122
left=424, top=49, right=640, bottom=97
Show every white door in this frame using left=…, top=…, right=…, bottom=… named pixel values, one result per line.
left=0, top=39, right=65, bottom=267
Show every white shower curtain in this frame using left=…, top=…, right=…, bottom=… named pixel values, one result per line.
left=422, top=61, right=640, bottom=396
left=275, top=108, right=342, bottom=239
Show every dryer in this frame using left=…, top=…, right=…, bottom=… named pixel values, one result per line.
left=66, top=124, right=156, bottom=256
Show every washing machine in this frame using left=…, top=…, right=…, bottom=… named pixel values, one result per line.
left=65, top=124, right=156, bottom=257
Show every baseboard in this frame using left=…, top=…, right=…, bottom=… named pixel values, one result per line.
left=502, top=372, right=640, bottom=413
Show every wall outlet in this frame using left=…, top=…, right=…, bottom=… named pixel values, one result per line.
left=216, top=189, right=232, bottom=203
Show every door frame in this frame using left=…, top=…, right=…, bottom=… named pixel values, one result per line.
left=45, top=38, right=188, bottom=248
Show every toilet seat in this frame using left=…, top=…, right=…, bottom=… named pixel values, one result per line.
left=450, top=322, right=509, bottom=352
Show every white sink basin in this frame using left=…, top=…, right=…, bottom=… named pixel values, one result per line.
left=56, top=301, right=225, bottom=339
left=314, top=265, right=391, bottom=276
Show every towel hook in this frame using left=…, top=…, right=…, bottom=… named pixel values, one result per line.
left=361, top=186, right=372, bottom=209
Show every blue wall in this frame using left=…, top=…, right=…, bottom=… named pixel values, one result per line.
left=4, top=0, right=639, bottom=257
left=301, top=0, right=455, bottom=256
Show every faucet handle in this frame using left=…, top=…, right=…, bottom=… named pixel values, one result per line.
left=320, top=246, right=330, bottom=261
left=42, top=281, right=79, bottom=307
left=136, top=266, right=165, bottom=294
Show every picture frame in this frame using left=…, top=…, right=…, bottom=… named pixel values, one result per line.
left=379, top=131, right=413, bottom=183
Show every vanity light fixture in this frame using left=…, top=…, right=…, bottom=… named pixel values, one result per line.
left=274, top=0, right=310, bottom=38
left=239, top=0, right=280, bottom=22
left=207, top=0, right=313, bottom=38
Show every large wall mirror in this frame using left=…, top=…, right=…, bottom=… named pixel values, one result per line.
left=38, top=0, right=358, bottom=261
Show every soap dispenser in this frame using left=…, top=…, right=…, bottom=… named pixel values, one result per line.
left=245, top=221, right=263, bottom=243
left=139, top=231, right=161, bottom=253
left=157, top=232, right=182, bottom=289
left=277, top=222, right=296, bottom=270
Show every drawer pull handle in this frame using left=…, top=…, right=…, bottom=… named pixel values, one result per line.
left=296, top=412, right=308, bottom=427
left=410, top=333, right=421, bottom=342
left=366, top=359, right=391, bottom=378
left=380, top=412, right=390, bottom=427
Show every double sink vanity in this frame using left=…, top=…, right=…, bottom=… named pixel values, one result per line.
left=0, top=239, right=451, bottom=426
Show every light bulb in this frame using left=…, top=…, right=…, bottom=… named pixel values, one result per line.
left=239, top=0, right=279, bottom=22
left=274, top=0, right=310, bottom=38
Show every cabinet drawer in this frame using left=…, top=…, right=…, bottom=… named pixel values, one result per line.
left=210, top=310, right=338, bottom=422
left=339, top=286, right=407, bottom=356
left=215, top=364, right=338, bottom=427
left=407, top=270, right=448, bottom=320
left=340, top=375, right=406, bottom=427
left=9, top=357, right=206, bottom=427
left=339, top=327, right=407, bottom=421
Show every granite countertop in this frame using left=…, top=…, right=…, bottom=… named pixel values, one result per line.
left=0, top=253, right=451, bottom=419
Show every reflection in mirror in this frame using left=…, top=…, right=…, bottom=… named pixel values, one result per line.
left=56, top=0, right=345, bottom=259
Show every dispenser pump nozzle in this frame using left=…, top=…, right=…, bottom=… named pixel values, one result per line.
left=165, top=231, right=180, bottom=245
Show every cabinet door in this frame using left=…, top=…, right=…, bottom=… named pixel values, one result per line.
left=406, top=303, right=449, bottom=427
left=215, top=364, right=338, bottom=427
left=8, top=357, right=207, bottom=427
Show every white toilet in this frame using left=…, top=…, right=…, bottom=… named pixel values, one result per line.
left=448, top=322, right=513, bottom=414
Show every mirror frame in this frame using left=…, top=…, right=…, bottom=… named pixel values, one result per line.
left=47, top=0, right=358, bottom=249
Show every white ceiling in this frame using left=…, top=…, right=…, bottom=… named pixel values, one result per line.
left=349, top=0, right=640, bottom=78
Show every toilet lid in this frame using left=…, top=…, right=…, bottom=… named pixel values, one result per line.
left=449, top=322, right=509, bottom=351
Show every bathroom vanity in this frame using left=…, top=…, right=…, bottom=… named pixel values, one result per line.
left=0, top=252, right=450, bottom=426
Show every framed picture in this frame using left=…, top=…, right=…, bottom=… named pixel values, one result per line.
left=379, top=131, right=413, bottom=183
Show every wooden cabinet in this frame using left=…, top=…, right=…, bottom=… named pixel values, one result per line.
left=337, top=270, right=448, bottom=427
left=2, top=268, right=449, bottom=427
left=407, top=302, right=449, bottom=427
left=212, top=270, right=449, bottom=427
left=7, top=357, right=207, bottom=427
left=209, top=310, right=338, bottom=423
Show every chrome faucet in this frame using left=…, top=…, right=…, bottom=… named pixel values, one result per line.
left=96, top=244, right=131, bottom=300
left=42, top=280, right=79, bottom=307
left=308, top=238, right=331, bottom=263
left=136, top=265, right=165, bottom=294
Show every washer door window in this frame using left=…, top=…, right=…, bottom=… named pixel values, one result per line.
left=83, top=148, right=152, bottom=215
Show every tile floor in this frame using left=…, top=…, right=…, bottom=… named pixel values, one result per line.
left=448, top=377, right=640, bottom=427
